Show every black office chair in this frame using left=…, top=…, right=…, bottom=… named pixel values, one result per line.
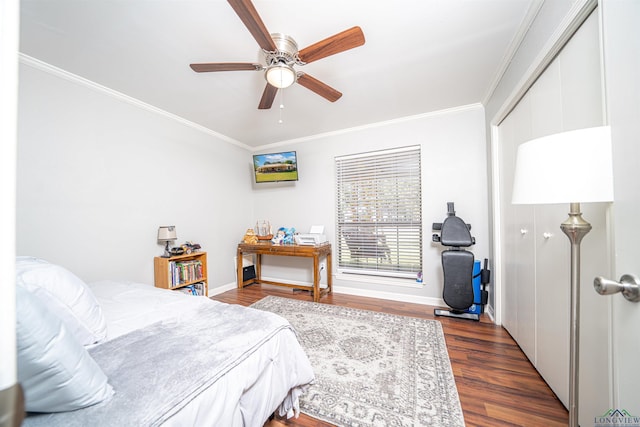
left=432, top=202, right=489, bottom=321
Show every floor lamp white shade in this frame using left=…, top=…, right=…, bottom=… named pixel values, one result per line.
left=512, top=126, right=614, bottom=205
left=511, top=125, right=614, bottom=427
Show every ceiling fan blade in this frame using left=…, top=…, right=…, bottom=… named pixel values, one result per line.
left=297, top=73, right=342, bottom=102
left=227, top=0, right=277, bottom=52
left=298, top=26, right=365, bottom=64
left=190, top=63, right=262, bottom=72
left=258, top=84, right=278, bottom=109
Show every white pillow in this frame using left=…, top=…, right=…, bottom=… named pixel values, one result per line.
left=16, top=286, right=114, bottom=412
left=16, top=257, right=107, bottom=345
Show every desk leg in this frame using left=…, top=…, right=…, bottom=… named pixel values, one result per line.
left=255, top=254, right=261, bottom=282
left=327, top=252, right=332, bottom=295
left=313, top=254, right=320, bottom=302
left=237, top=248, right=243, bottom=289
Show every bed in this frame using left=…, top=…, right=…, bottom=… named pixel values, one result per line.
left=15, top=257, right=315, bottom=426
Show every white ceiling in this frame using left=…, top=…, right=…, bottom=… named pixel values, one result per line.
left=19, top=0, right=536, bottom=148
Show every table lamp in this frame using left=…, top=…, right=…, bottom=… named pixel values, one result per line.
left=511, top=125, right=614, bottom=427
left=157, top=226, right=177, bottom=258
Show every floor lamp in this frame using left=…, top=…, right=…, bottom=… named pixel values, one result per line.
left=511, top=126, right=614, bottom=427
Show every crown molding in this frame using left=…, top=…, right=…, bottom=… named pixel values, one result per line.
left=482, top=0, right=545, bottom=105
left=253, top=103, right=484, bottom=152
left=491, top=0, right=598, bottom=126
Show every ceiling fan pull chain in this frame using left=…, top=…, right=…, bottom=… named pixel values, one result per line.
left=278, top=88, right=284, bottom=124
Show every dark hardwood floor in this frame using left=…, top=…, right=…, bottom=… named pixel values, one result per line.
left=211, top=284, right=568, bottom=427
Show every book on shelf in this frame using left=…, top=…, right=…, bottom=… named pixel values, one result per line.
left=193, top=282, right=205, bottom=296
left=175, top=283, right=205, bottom=296
left=169, top=259, right=204, bottom=286
left=176, top=286, right=194, bottom=296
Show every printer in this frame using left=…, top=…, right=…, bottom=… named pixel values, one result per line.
left=294, top=225, right=328, bottom=245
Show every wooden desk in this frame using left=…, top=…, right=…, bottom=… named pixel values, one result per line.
left=237, top=242, right=332, bottom=302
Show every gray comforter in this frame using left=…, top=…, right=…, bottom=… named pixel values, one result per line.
left=24, top=301, right=300, bottom=426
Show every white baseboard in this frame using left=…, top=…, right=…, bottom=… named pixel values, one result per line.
left=208, top=282, right=237, bottom=296
left=332, top=285, right=445, bottom=307
left=209, top=279, right=445, bottom=307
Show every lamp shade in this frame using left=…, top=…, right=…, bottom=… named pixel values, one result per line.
left=157, top=226, right=177, bottom=242
left=512, top=126, right=614, bottom=205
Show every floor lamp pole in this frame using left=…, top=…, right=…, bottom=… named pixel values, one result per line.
left=561, top=202, right=591, bottom=427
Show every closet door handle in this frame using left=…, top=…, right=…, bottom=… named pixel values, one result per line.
left=594, top=274, right=640, bottom=302
left=520, top=228, right=528, bottom=235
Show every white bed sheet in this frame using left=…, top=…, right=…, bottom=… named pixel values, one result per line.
left=88, top=280, right=213, bottom=340
left=87, top=281, right=314, bottom=426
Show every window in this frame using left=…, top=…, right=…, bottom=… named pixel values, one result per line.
left=335, top=146, right=422, bottom=278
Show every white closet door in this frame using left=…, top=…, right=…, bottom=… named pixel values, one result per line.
left=496, top=9, right=607, bottom=411
left=498, top=112, right=518, bottom=338
left=512, top=98, right=537, bottom=364
left=535, top=204, right=570, bottom=405
left=499, top=100, right=536, bottom=364
left=528, top=58, right=571, bottom=406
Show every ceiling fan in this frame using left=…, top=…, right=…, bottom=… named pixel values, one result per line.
left=189, top=0, right=365, bottom=109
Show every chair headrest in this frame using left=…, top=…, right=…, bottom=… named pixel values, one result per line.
left=440, top=215, right=473, bottom=247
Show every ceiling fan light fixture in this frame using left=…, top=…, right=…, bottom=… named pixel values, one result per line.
left=265, top=63, right=296, bottom=89
left=189, top=3, right=365, bottom=109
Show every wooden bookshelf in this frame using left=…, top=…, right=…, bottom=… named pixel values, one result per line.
left=154, top=251, right=208, bottom=296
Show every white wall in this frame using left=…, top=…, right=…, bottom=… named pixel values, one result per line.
left=251, top=105, right=490, bottom=304
left=17, top=61, right=254, bottom=290
left=0, top=0, right=19, bottom=390
left=602, top=0, right=640, bottom=414
left=17, top=60, right=490, bottom=306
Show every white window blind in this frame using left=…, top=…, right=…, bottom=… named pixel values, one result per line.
left=335, top=146, right=422, bottom=278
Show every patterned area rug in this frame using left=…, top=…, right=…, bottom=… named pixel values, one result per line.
left=250, top=296, right=465, bottom=427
